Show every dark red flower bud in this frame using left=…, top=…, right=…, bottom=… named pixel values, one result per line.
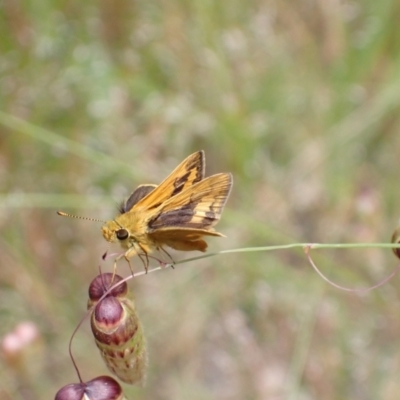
left=55, top=376, right=127, bottom=400
left=88, top=274, right=147, bottom=385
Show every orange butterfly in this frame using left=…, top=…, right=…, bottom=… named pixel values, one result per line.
left=59, top=151, right=232, bottom=272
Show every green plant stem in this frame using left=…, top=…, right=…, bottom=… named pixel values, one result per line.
left=173, top=243, right=400, bottom=265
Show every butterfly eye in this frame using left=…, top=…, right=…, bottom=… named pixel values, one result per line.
left=116, top=229, right=129, bottom=241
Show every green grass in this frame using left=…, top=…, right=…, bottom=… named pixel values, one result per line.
left=1, top=0, right=400, bottom=399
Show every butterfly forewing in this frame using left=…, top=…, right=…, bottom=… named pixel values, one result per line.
left=131, top=151, right=205, bottom=211
left=149, top=172, right=232, bottom=231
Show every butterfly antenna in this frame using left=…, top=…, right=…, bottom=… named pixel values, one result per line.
left=57, top=211, right=106, bottom=223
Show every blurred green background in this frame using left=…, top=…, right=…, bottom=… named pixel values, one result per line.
left=2, top=0, right=400, bottom=399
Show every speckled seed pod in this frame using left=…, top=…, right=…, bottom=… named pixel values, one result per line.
left=54, top=375, right=127, bottom=400
left=391, top=227, right=400, bottom=260
left=88, top=273, right=147, bottom=385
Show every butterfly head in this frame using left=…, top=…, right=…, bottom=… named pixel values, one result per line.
left=102, top=220, right=131, bottom=248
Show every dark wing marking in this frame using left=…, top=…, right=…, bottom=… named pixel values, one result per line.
left=148, top=173, right=232, bottom=231
left=150, top=226, right=222, bottom=239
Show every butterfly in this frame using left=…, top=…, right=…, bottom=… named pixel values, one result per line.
left=58, top=151, right=232, bottom=273
left=102, top=150, right=232, bottom=272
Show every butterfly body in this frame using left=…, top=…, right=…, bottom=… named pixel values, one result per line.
left=101, top=151, right=232, bottom=270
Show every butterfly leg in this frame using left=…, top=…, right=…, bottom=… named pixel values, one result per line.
left=135, top=243, right=150, bottom=273
left=159, top=246, right=176, bottom=269
left=113, top=244, right=150, bottom=275
left=123, top=246, right=140, bottom=275
left=111, top=252, right=126, bottom=282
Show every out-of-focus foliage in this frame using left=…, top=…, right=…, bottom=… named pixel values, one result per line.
left=1, top=0, right=400, bottom=398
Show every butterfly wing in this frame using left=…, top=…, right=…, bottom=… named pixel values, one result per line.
left=120, top=184, right=157, bottom=214
left=148, top=173, right=232, bottom=251
left=128, top=151, right=205, bottom=212
left=147, top=227, right=222, bottom=252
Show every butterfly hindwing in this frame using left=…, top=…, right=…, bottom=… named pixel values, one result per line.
left=120, top=184, right=157, bottom=214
